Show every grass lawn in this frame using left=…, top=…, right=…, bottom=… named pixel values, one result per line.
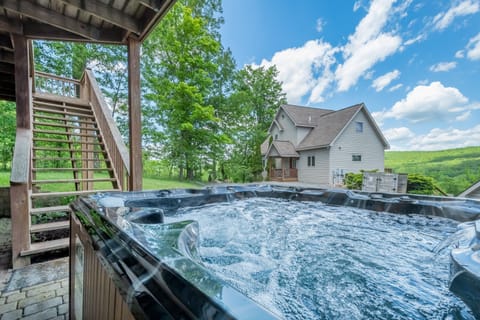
left=0, top=170, right=202, bottom=190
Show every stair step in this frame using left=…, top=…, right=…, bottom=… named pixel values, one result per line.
left=30, top=221, right=70, bottom=233
left=33, top=94, right=90, bottom=107
left=33, top=121, right=100, bottom=131
left=33, top=114, right=96, bottom=125
left=20, top=238, right=69, bottom=256
left=33, top=137, right=103, bottom=145
left=31, top=189, right=120, bottom=199
left=30, top=205, right=71, bottom=215
left=33, top=101, right=92, bottom=112
left=33, top=178, right=116, bottom=184
left=33, top=107, right=95, bottom=118
left=33, top=167, right=113, bottom=172
left=33, top=129, right=98, bottom=138
left=32, top=157, right=109, bottom=161
left=33, top=147, right=105, bottom=153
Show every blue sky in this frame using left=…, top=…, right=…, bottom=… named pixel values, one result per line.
left=220, top=0, right=480, bottom=151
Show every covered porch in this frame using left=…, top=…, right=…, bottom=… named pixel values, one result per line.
left=262, top=140, right=299, bottom=182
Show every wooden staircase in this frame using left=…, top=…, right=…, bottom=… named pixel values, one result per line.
left=10, top=71, right=130, bottom=267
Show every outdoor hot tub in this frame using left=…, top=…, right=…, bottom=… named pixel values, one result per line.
left=69, top=185, right=480, bottom=319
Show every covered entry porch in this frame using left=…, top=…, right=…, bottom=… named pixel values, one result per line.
left=262, top=140, right=299, bottom=182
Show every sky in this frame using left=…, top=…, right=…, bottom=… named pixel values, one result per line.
left=220, top=0, right=480, bottom=151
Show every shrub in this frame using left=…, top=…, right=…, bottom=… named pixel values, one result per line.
left=407, top=173, right=435, bottom=195
left=345, top=172, right=363, bottom=190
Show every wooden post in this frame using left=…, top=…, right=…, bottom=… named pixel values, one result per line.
left=127, top=37, right=142, bottom=191
left=11, top=35, right=32, bottom=268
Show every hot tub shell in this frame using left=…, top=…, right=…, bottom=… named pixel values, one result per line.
left=69, top=185, right=480, bottom=319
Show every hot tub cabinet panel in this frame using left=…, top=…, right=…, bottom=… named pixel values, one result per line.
left=70, top=213, right=135, bottom=320
left=69, top=184, right=480, bottom=319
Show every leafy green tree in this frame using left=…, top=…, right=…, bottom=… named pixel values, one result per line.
left=0, top=101, right=16, bottom=170
left=225, top=65, right=286, bottom=182
left=143, top=0, right=231, bottom=180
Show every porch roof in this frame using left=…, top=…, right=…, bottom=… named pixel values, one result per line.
left=265, top=140, right=299, bottom=158
left=0, top=0, right=176, bottom=101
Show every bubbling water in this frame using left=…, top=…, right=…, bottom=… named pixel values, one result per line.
left=152, top=198, right=474, bottom=319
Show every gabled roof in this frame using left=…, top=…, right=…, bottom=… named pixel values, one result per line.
left=265, top=140, right=299, bottom=158
left=281, top=104, right=333, bottom=127
left=270, top=103, right=389, bottom=152
left=297, top=104, right=364, bottom=150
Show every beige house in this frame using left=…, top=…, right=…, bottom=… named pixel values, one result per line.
left=261, top=103, right=390, bottom=186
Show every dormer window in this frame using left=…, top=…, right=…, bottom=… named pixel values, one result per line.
left=356, top=121, right=363, bottom=133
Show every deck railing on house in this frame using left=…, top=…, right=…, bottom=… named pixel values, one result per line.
left=34, top=71, right=81, bottom=98
left=81, top=69, right=130, bottom=190
left=270, top=168, right=298, bottom=181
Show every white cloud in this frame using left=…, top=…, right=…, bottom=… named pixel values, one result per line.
left=466, top=32, right=480, bottom=60
left=316, top=18, right=325, bottom=32
left=372, top=69, right=401, bottom=92
left=384, top=127, right=415, bottom=141
left=257, top=40, right=337, bottom=104
left=404, top=34, right=426, bottom=46
left=336, top=34, right=402, bottom=91
left=455, top=50, right=465, bottom=58
left=385, top=81, right=469, bottom=122
left=408, top=125, right=480, bottom=150
left=335, top=0, right=402, bottom=92
left=456, top=110, right=471, bottom=121
left=429, top=61, right=457, bottom=72
left=389, top=83, right=403, bottom=92
left=433, top=0, right=480, bottom=31
left=353, top=1, right=363, bottom=12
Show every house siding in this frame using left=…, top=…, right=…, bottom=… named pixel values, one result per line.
left=329, top=110, right=385, bottom=185
left=298, top=149, right=330, bottom=185
left=270, top=110, right=297, bottom=143
left=296, top=127, right=310, bottom=145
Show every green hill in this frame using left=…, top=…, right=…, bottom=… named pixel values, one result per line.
left=385, top=146, right=480, bottom=196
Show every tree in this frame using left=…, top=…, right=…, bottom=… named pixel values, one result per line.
left=225, top=65, right=286, bottom=182
left=143, top=0, right=231, bottom=180
left=0, top=101, right=16, bottom=170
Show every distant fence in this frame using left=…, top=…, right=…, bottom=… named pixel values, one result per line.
left=362, top=172, right=408, bottom=193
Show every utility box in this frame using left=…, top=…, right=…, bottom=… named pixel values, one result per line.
left=362, top=172, right=408, bottom=193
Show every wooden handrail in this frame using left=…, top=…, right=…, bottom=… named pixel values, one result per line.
left=34, top=71, right=81, bottom=98
left=81, top=69, right=130, bottom=190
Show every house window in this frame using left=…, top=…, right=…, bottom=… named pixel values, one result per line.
left=308, top=156, right=315, bottom=167
left=275, top=134, right=278, bottom=140
left=352, top=154, right=362, bottom=161
left=356, top=121, right=363, bottom=133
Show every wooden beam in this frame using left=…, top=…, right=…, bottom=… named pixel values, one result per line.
left=0, top=49, right=14, bottom=63
left=11, top=35, right=31, bottom=268
left=2, top=0, right=103, bottom=41
left=0, top=62, right=14, bottom=74
left=13, top=35, right=31, bottom=129
left=128, top=37, right=142, bottom=191
left=138, top=0, right=169, bottom=12
left=57, top=0, right=142, bottom=34
left=0, top=35, right=13, bottom=51
left=0, top=16, right=23, bottom=34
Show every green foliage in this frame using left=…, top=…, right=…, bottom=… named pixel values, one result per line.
left=345, top=172, right=363, bottom=190
left=0, top=101, right=16, bottom=170
left=226, top=65, right=287, bottom=182
left=385, top=147, right=480, bottom=195
left=406, top=173, right=436, bottom=195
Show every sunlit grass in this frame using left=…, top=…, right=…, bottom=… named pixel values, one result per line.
left=0, top=170, right=202, bottom=190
